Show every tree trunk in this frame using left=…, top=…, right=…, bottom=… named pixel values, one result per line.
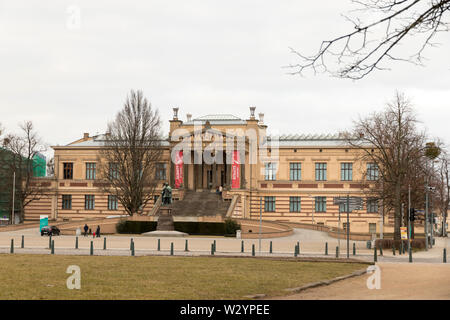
left=394, top=181, right=402, bottom=240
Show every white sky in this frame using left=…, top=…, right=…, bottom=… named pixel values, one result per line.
left=1, top=0, right=449, bottom=160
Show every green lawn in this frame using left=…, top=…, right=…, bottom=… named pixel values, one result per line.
left=0, top=254, right=367, bottom=299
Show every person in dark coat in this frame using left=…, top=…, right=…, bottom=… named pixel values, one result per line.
left=83, top=224, right=88, bottom=237
left=96, top=225, right=101, bottom=238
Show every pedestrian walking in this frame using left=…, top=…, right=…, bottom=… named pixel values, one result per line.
left=83, top=224, right=88, bottom=237
left=96, top=225, right=101, bottom=238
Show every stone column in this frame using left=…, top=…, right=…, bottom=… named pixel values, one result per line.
left=212, top=163, right=217, bottom=189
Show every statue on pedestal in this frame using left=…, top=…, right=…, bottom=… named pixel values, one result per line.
left=161, top=183, right=172, bottom=205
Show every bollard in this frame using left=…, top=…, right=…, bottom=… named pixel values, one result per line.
left=51, top=240, right=54, bottom=254
left=21, top=235, right=24, bottom=249
left=409, top=246, right=412, bottom=263
left=90, top=241, right=93, bottom=256
left=170, top=242, right=174, bottom=256
left=297, top=241, right=300, bottom=255
left=157, top=239, right=160, bottom=251
left=213, top=240, right=216, bottom=253
left=325, top=242, right=328, bottom=255
left=392, top=244, right=395, bottom=256
left=49, top=235, right=52, bottom=249
left=75, top=236, right=78, bottom=249
left=103, top=237, right=107, bottom=250
left=269, top=241, right=273, bottom=254
left=252, top=244, right=255, bottom=257
left=374, top=246, right=377, bottom=262
left=379, top=246, right=383, bottom=256
left=336, top=246, right=339, bottom=258
left=10, top=239, right=14, bottom=254
left=185, top=239, right=188, bottom=252
left=443, top=248, right=447, bottom=263
left=211, top=243, right=214, bottom=256
left=241, top=240, right=244, bottom=253
left=130, top=238, right=133, bottom=250
left=353, top=242, right=356, bottom=256
left=131, top=240, right=135, bottom=256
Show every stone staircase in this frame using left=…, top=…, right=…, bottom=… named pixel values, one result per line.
left=165, top=190, right=230, bottom=217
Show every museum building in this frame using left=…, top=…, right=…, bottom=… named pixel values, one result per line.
left=24, top=107, right=383, bottom=233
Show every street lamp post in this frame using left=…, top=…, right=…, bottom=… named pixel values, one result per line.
left=11, top=171, right=15, bottom=225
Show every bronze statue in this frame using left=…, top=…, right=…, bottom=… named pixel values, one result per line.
left=161, top=183, right=172, bottom=205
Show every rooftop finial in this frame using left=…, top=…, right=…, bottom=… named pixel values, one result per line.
left=249, top=106, right=256, bottom=119
left=173, top=107, right=179, bottom=120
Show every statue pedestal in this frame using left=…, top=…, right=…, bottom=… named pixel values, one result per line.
left=142, top=204, right=188, bottom=237
left=157, top=207, right=175, bottom=231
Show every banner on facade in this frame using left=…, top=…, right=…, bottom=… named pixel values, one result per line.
left=231, top=150, right=240, bottom=189
left=174, top=150, right=184, bottom=189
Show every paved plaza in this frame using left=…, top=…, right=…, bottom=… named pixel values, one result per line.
left=0, top=227, right=448, bottom=264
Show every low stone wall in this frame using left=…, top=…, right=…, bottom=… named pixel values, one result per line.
left=283, top=221, right=372, bottom=241
left=237, top=219, right=293, bottom=239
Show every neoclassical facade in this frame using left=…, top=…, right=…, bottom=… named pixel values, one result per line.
left=25, top=107, right=383, bottom=233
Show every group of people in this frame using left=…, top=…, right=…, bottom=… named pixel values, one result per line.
left=83, top=224, right=101, bottom=238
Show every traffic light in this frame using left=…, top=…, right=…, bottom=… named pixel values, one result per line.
left=409, top=208, right=415, bottom=221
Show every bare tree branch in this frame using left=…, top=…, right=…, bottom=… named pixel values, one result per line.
left=288, top=0, right=450, bottom=79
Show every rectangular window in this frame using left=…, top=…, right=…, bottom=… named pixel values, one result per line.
left=155, top=163, right=167, bottom=180
left=367, top=199, right=379, bottom=213
left=108, top=195, right=118, bottom=210
left=85, top=195, right=95, bottom=210
left=367, top=163, right=379, bottom=181
left=341, top=163, right=353, bottom=181
left=315, top=163, right=327, bottom=181
left=339, top=202, right=349, bottom=213
left=264, top=196, right=276, bottom=212
left=289, top=196, right=301, bottom=212
left=315, top=196, right=327, bottom=212
left=61, top=195, right=72, bottom=210
left=109, top=163, right=119, bottom=180
left=63, top=162, right=73, bottom=179
left=265, top=163, right=277, bottom=181
left=290, top=163, right=301, bottom=181
left=369, top=223, right=377, bottom=234
left=86, top=163, right=96, bottom=180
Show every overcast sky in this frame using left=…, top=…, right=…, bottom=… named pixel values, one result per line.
left=1, top=1, right=449, bottom=159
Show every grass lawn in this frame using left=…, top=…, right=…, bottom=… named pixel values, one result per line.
left=0, top=254, right=367, bottom=300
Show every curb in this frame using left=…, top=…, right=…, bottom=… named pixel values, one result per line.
left=283, top=268, right=368, bottom=295
left=243, top=268, right=367, bottom=299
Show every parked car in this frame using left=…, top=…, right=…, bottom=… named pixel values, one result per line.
left=41, top=226, right=60, bottom=236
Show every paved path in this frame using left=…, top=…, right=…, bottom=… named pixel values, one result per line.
left=0, top=227, right=448, bottom=264
left=0, top=227, right=374, bottom=257
left=270, top=262, right=450, bottom=300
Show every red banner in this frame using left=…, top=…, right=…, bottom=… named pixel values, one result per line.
left=231, top=150, right=240, bottom=189
left=174, top=150, right=183, bottom=189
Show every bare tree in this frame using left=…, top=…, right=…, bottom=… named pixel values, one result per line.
left=344, top=92, right=428, bottom=239
left=0, top=121, right=48, bottom=223
left=289, top=0, right=450, bottom=79
left=98, top=90, right=163, bottom=216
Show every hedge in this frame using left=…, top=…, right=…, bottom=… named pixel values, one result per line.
left=116, top=220, right=241, bottom=236
left=116, top=220, right=157, bottom=234
left=375, top=238, right=426, bottom=249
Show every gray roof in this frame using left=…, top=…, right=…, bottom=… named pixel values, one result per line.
left=184, top=114, right=246, bottom=125
left=263, top=133, right=354, bottom=147
left=66, top=134, right=170, bottom=147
